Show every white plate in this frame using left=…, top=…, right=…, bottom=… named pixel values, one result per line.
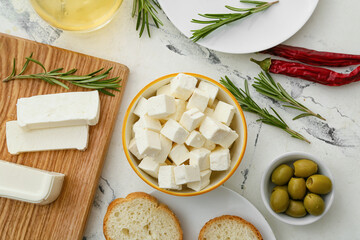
left=158, top=0, right=319, bottom=54
left=151, top=186, right=276, bottom=239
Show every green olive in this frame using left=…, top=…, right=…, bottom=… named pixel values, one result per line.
left=306, top=174, right=332, bottom=194
left=304, top=193, right=325, bottom=216
left=271, top=164, right=294, bottom=185
left=270, top=189, right=289, bottom=213
left=285, top=200, right=307, bottom=218
left=293, top=159, right=318, bottom=178
left=288, top=177, right=306, bottom=200
left=273, top=185, right=288, bottom=193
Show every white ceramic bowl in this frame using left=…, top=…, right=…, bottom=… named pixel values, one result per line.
left=122, top=73, right=248, bottom=196
left=261, top=152, right=335, bottom=225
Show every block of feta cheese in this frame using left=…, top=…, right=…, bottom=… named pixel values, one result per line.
left=6, top=121, right=89, bottom=155
left=147, top=94, right=176, bottom=119
left=170, top=73, right=198, bottom=100
left=150, top=135, right=172, bottom=163
left=139, top=114, right=162, bottom=132
left=204, top=107, right=214, bottom=117
left=189, top=148, right=211, bottom=171
left=198, top=81, right=219, bottom=106
left=174, top=165, right=201, bottom=185
left=128, top=138, right=145, bottom=160
left=158, top=166, right=182, bottom=190
left=135, top=128, right=161, bottom=156
left=179, top=108, right=205, bottom=132
left=166, top=99, right=186, bottom=121
left=185, top=130, right=205, bottom=148
left=160, top=119, right=189, bottom=144
left=169, top=144, right=190, bottom=165
left=138, top=157, right=164, bottom=178
left=199, top=117, right=232, bottom=145
left=17, top=91, right=100, bottom=130
left=186, top=89, right=209, bottom=112
left=133, top=97, right=148, bottom=117
left=210, top=148, right=231, bottom=171
left=203, top=139, right=216, bottom=151
left=187, top=169, right=212, bottom=192
left=219, top=129, right=239, bottom=149
left=212, top=101, right=236, bottom=126
left=0, top=159, right=65, bottom=204
left=156, top=84, right=171, bottom=96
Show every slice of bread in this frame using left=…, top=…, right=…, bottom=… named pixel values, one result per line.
left=198, top=215, right=263, bottom=240
left=103, top=192, right=183, bottom=240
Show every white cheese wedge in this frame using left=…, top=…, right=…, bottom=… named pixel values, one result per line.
left=17, top=91, right=100, bottom=130
left=169, top=144, right=190, bottom=165
left=189, top=148, right=211, bottom=171
left=186, top=88, right=209, bottom=112
left=0, top=160, right=64, bottom=204
left=174, top=165, right=200, bottom=185
left=138, top=157, right=164, bottom=178
left=135, top=128, right=161, bottom=156
left=210, top=148, right=231, bottom=171
left=179, top=108, right=205, bottom=132
left=133, top=97, right=148, bottom=117
left=212, top=101, right=236, bottom=126
left=187, top=169, right=212, bottom=192
left=160, top=119, right=189, bottom=144
left=199, top=117, right=232, bottom=145
left=158, top=166, right=182, bottom=190
left=128, top=138, right=145, bottom=160
left=170, top=73, right=198, bottom=100
left=166, top=99, right=186, bottom=121
left=185, top=130, right=205, bottom=148
left=198, top=81, right=219, bottom=106
left=147, top=94, right=176, bottom=119
left=6, top=121, right=89, bottom=155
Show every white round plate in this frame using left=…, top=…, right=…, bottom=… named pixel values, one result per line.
left=151, top=186, right=276, bottom=239
left=158, top=0, right=319, bottom=54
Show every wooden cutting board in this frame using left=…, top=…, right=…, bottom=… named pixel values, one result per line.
left=0, top=33, right=129, bottom=240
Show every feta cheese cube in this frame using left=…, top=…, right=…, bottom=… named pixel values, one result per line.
left=135, top=128, right=161, bottom=156
left=128, top=138, right=144, bottom=160
left=219, top=129, right=238, bottom=149
left=156, top=84, right=171, bottom=96
left=189, top=148, right=211, bottom=171
left=212, top=101, right=236, bottom=126
left=211, top=99, right=219, bottom=109
left=199, top=117, right=231, bottom=145
left=210, top=148, right=231, bottom=171
left=179, top=108, right=205, bottom=132
left=187, top=170, right=212, bottom=192
left=158, top=166, right=182, bottom=190
left=198, top=81, right=219, bottom=106
left=185, top=130, right=205, bottom=148
left=139, top=114, right=162, bottom=132
left=169, top=144, right=189, bottom=165
left=160, top=119, right=189, bottom=144
left=170, top=73, right=198, bottom=100
left=166, top=99, right=186, bottom=121
left=174, top=165, right=200, bottom=185
left=147, top=95, right=176, bottom=119
left=203, top=139, right=216, bottom=151
left=133, top=97, right=148, bottom=117
left=186, top=89, right=209, bottom=112
left=204, top=107, right=214, bottom=117
left=138, top=157, right=163, bottom=178
left=150, top=135, right=172, bottom=163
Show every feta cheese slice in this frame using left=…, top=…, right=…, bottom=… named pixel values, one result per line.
left=17, top=91, right=100, bottom=130
left=160, top=119, right=189, bottom=144
left=147, top=94, right=176, bottom=119
left=0, top=159, right=64, bottom=205
left=187, top=169, right=212, bottom=192
left=158, top=166, right=182, bottom=190
left=189, top=148, right=211, bottom=171
left=198, top=81, right=219, bottom=106
left=170, top=73, right=198, bottom=100
left=179, top=108, right=205, bottom=132
left=169, top=144, right=189, bottom=165
left=138, top=157, right=164, bottom=178
left=210, top=148, right=231, bottom=171
left=135, top=128, right=161, bottom=156
left=133, top=97, right=148, bottom=117
left=166, top=99, right=186, bottom=121
left=128, top=138, right=145, bottom=160
left=174, top=165, right=200, bottom=185
left=156, top=84, right=172, bottom=96
left=185, top=130, right=205, bottom=148
left=6, top=121, right=89, bottom=155
left=212, top=101, right=236, bottom=126
left=186, top=89, right=209, bottom=112
left=199, top=117, right=231, bottom=145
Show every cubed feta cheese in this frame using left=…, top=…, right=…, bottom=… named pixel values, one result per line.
left=203, top=139, right=216, bottom=151
left=199, top=117, right=231, bottom=145
left=170, top=73, right=198, bottom=100
left=158, top=166, right=182, bottom=190
left=186, top=89, right=209, bottom=112
left=133, top=97, right=148, bottom=117
left=160, top=119, right=189, bottom=144
left=211, top=99, right=219, bottom=109
left=169, top=144, right=189, bottom=165
left=198, top=81, right=219, bottom=106
left=189, top=148, right=211, bottom=171
left=135, top=128, right=161, bottom=156
left=212, top=101, right=236, bottom=126
left=179, top=108, right=205, bottom=132
left=166, top=99, right=186, bottom=121
left=156, top=84, right=171, bottom=96
left=138, top=157, right=163, bottom=178
left=128, top=138, right=145, bottom=160
left=150, top=135, right=172, bottom=163
left=147, top=95, right=176, bottom=119
left=174, top=165, right=200, bottom=185
left=185, top=130, right=205, bottom=148
left=139, top=114, right=162, bottom=132
left=204, top=107, right=214, bottom=117
left=187, top=170, right=212, bottom=192
left=219, top=129, right=238, bottom=149
left=210, top=148, right=231, bottom=171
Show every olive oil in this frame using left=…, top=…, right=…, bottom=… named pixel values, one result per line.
left=30, top=0, right=123, bottom=31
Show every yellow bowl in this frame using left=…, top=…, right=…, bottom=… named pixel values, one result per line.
left=122, top=73, right=247, bottom=196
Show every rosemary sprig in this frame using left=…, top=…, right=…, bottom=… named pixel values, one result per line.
left=132, top=0, right=163, bottom=37
left=252, top=71, right=326, bottom=121
left=3, top=53, right=121, bottom=96
left=191, top=0, right=279, bottom=42
left=220, top=76, right=310, bottom=143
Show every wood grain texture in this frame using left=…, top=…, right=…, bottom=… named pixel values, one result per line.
left=0, top=33, right=129, bottom=240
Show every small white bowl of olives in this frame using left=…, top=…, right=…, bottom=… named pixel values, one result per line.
left=260, top=151, right=334, bottom=225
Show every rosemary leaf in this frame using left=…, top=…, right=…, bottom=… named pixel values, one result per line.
left=132, top=0, right=163, bottom=37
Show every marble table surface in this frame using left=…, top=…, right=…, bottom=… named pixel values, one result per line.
left=1, top=0, right=360, bottom=239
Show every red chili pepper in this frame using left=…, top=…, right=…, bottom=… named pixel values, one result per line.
left=261, top=44, right=360, bottom=67
left=251, top=58, right=360, bottom=86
